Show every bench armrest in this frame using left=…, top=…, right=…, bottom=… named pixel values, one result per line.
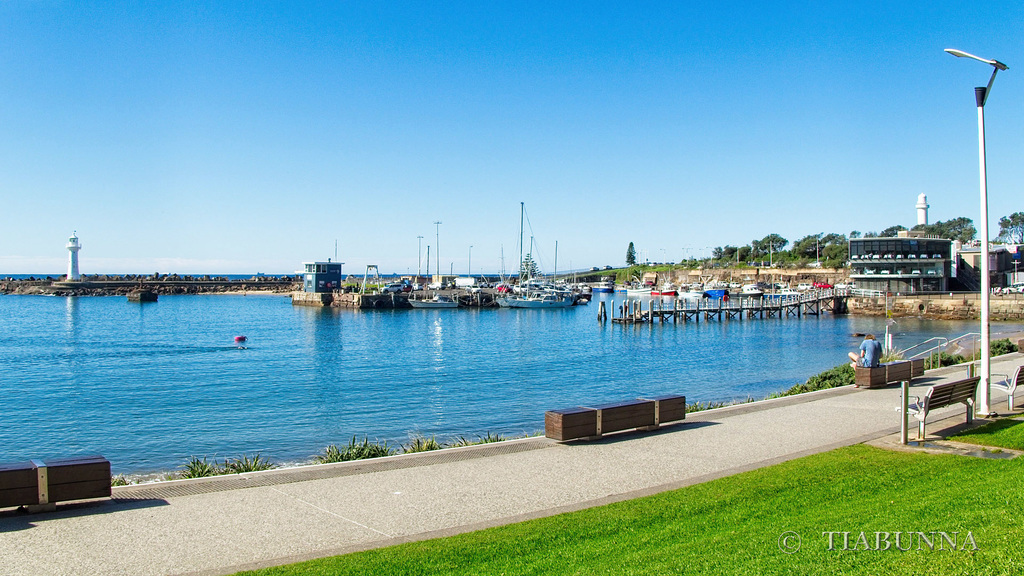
left=906, top=395, right=923, bottom=416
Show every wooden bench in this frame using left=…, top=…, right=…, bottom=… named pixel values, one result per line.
left=0, top=455, right=111, bottom=512
left=545, top=395, right=686, bottom=441
left=907, top=377, right=980, bottom=440
left=855, top=360, right=921, bottom=389
left=993, top=365, right=1024, bottom=411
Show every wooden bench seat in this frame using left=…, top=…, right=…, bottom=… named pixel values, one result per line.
left=545, top=395, right=686, bottom=441
left=0, top=455, right=111, bottom=512
left=907, top=377, right=979, bottom=440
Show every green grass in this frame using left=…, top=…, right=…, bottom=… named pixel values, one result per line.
left=237, top=444, right=1024, bottom=575
left=951, top=416, right=1024, bottom=451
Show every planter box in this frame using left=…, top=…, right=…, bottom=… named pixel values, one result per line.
left=854, top=366, right=888, bottom=388
left=884, top=361, right=912, bottom=383
left=911, top=358, right=925, bottom=378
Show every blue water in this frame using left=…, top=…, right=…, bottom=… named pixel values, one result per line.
left=1, top=293, right=1017, bottom=474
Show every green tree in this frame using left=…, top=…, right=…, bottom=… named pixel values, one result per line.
left=913, top=217, right=976, bottom=242
left=998, top=212, right=1024, bottom=244
left=520, top=253, right=541, bottom=278
left=879, top=225, right=907, bottom=237
left=737, top=245, right=752, bottom=262
left=761, top=234, right=788, bottom=254
left=626, top=242, right=637, bottom=266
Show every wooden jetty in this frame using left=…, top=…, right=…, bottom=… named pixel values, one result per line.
left=606, top=290, right=848, bottom=325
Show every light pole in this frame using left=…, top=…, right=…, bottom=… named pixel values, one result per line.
left=433, top=221, right=442, bottom=281
left=945, top=48, right=1009, bottom=416
left=468, top=245, right=473, bottom=277
left=417, top=235, right=423, bottom=279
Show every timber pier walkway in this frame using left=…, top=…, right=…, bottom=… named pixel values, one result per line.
left=605, top=288, right=848, bottom=324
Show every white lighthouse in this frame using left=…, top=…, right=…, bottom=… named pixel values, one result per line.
left=66, top=232, right=81, bottom=281
left=916, top=193, right=929, bottom=226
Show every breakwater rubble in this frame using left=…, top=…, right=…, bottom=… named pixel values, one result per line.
left=1, top=274, right=301, bottom=296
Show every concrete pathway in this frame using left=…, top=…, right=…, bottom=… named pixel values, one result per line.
left=2, top=353, right=1022, bottom=576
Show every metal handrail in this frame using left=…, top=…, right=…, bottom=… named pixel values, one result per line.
left=898, top=332, right=981, bottom=365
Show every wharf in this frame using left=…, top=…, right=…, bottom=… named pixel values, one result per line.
left=606, top=289, right=848, bottom=324
left=2, top=353, right=1020, bottom=575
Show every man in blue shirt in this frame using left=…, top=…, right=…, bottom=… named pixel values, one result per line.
left=849, top=334, right=883, bottom=368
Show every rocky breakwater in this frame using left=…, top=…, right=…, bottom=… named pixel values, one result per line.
left=1, top=274, right=301, bottom=297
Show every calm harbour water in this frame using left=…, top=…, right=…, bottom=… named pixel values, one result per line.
left=1, top=293, right=1019, bottom=475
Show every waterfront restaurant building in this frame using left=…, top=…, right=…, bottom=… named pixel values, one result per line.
left=849, top=232, right=952, bottom=293
left=302, top=261, right=343, bottom=293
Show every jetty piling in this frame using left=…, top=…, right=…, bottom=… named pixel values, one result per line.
left=609, top=289, right=846, bottom=326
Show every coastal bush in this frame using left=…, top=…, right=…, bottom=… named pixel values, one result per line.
left=924, top=352, right=966, bottom=369
left=223, top=453, right=275, bottom=474
left=477, top=432, right=506, bottom=444
left=179, top=457, right=223, bottom=478
left=448, top=436, right=476, bottom=448
left=447, top=432, right=509, bottom=447
left=770, top=364, right=855, bottom=398
left=316, top=437, right=395, bottom=463
left=686, top=400, right=729, bottom=413
left=991, top=338, right=1018, bottom=356
left=403, top=435, right=442, bottom=453
left=110, top=474, right=130, bottom=487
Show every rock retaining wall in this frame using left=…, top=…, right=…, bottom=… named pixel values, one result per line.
left=848, top=293, right=1024, bottom=321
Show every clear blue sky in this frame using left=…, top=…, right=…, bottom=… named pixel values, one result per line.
left=1, top=2, right=1021, bottom=275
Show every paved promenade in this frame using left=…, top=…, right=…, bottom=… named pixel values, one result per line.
left=2, top=353, right=1022, bottom=576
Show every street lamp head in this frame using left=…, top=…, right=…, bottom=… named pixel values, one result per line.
left=945, top=48, right=1009, bottom=70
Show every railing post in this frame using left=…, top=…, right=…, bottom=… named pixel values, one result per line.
left=901, top=379, right=909, bottom=445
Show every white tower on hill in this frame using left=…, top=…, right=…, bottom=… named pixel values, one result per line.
left=916, top=193, right=929, bottom=226
left=66, top=232, right=81, bottom=281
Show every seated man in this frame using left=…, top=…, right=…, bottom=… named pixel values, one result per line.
left=848, top=334, right=882, bottom=369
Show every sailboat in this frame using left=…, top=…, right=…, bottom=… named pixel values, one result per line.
left=495, top=202, right=574, bottom=309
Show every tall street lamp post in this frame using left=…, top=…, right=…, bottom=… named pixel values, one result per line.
left=434, top=221, right=442, bottom=281
left=417, top=235, right=423, bottom=279
left=468, top=245, right=473, bottom=277
left=945, top=48, right=1009, bottom=416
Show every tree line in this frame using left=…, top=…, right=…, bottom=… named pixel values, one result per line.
left=625, top=212, right=1024, bottom=269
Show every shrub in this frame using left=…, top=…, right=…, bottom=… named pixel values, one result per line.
left=223, top=453, right=275, bottom=474
left=477, top=432, right=506, bottom=444
left=924, top=352, right=966, bottom=370
left=771, top=364, right=855, bottom=399
left=403, top=435, right=442, bottom=453
left=991, top=338, right=1018, bottom=356
left=179, top=457, right=223, bottom=478
left=111, top=474, right=130, bottom=487
left=316, top=436, right=395, bottom=463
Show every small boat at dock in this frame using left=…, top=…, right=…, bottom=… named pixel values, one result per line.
left=409, top=294, right=459, bottom=309
left=651, top=283, right=678, bottom=296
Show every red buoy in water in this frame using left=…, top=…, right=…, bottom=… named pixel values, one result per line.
left=234, top=335, right=247, bottom=343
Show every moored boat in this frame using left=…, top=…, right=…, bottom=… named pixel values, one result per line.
left=651, top=283, right=678, bottom=296
left=409, top=294, right=459, bottom=309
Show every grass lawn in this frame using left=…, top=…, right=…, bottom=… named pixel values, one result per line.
left=951, top=416, right=1024, bottom=451
left=239, top=444, right=1024, bottom=576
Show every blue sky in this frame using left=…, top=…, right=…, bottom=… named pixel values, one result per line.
left=1, top=2, right=1021, bottom=275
